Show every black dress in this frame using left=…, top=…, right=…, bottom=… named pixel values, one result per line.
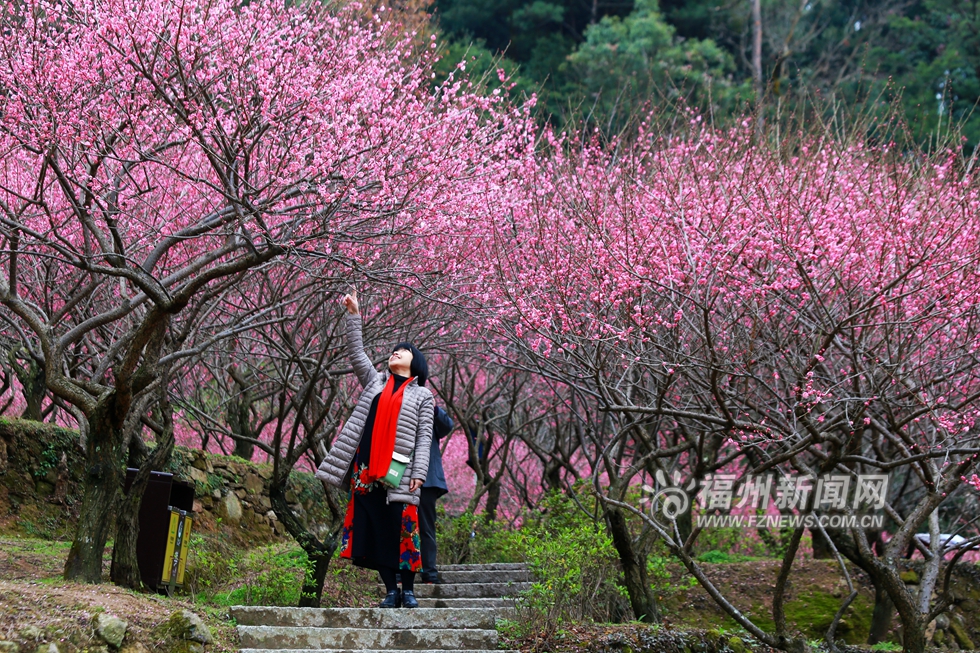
left=339, top=374, right=422, bottom=571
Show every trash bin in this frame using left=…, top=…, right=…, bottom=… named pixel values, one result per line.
left=124, top=468, right=195, bottom=594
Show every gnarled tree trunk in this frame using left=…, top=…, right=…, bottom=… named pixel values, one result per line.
left=272, top=482, right=343, bottom=606
left=64, top=398, right=126, bottom=582
left=9, top=349, right=45, bottom=422
left=604, top=504, right=658, bottom=623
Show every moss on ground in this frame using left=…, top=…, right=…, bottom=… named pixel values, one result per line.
left=740, top=590, right=874, bottom=644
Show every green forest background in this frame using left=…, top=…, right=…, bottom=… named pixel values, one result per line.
left=425, top=0, right=980, bottom=148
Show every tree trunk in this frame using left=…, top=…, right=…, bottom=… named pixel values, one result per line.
left=110, top=420, right=175, bottom=589
left=484, top=479, right=501, bottom=523
left=867, top=585, right=894, bottom=644
left=825, top=528, right=926, bottom=653
left=811, top=527, right=834, bottom=559
left=299, top=551, right=333, bottom=608
left=233, top=438, right=255, bottom=461
left=228, top=366, right=255, bottom=461
left=544, top=460, right=562, bottom=492
left=12, top=354, right=45, bottom=422
left=605, top=505, right=658, bottom=623
left=64, top=402, right=125, bottom=582
left=270, top=483, right=340, bottom=606
left=902, top=616, right=926, bottom=653
left=676, top=505, right=693, bottom=544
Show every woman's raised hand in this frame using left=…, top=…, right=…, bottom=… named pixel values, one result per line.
left=342, top=290, right=359, bottom=315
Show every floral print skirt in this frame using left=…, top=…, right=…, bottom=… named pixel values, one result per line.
left=339, top=461, right=422, bottom=572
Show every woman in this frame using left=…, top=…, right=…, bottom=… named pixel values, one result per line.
left=316, top=291, right=434, bottom=608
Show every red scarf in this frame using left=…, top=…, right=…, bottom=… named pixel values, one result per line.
left=367, top=375, right=413, bottom=482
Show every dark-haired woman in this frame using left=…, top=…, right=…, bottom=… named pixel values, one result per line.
left=316, top=291, right=434, bottom=608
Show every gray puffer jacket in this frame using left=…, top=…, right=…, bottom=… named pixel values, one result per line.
left=315, top=314, right=433, bottom=506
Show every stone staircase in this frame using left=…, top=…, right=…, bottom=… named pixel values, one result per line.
left=231, top=562, right=529, bottom=653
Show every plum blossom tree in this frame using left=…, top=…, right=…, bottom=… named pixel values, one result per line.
left=0, top=0, right=534, bottom=584
left=469, top=119, right=980, bottom=651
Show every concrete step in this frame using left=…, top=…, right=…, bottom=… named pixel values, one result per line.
left=416, top=597, right=517, bottom=611
left=230, top=607, right=497, bottom=629
left=240, top=650, right=519, bottom=653
left=238, top=625, right=498, bottom=650
left=406, top=582, right=530, bottom=599
left=439, top=562, right=527, bottom=571
left=373, top=583, right=528, bottom=599
left=437, top=569, right=531, bottom=584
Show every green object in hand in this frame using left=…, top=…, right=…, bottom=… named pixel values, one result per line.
left=381, top=451, right=412, bottom=488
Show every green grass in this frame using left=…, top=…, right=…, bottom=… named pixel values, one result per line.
left=696, top=550, right=761, bottom=564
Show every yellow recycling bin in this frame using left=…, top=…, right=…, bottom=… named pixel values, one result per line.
left=161, top=508, right=193, bottom=593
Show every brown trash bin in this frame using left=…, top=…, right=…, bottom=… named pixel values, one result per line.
left=123, top=469, right=195, bottom=593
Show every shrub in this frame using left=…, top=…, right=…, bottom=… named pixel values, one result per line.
left=233, top=544, right=306, bottom=606
left=184, top=536, right=306, bottom=607
left=512, top=491, right=629, bottom=638
left=436, top=509, right=526, bottom=564
left=183, top=532, right=239, bottom=603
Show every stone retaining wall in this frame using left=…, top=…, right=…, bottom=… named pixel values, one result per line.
left=0, top=417, right=329, bottom=544
left=169, top=448, right=331, bottom=543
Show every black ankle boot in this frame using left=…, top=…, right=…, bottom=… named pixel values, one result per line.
left=380, top=589, right=401, bottom=608
left=401, top=589, right=419, bottom=608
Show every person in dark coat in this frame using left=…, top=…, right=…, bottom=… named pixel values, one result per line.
left=419, top=406, right=453, bottom=583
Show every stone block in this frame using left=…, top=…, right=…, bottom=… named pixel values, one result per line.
left=243, top=473, right=264, bottom=495
left=950, top=617, right=974, bottom=650
left=187, top=467, right=208, bottom=485
left=34, top=480, right=55, bottom=496
left=228, top=606, right=498, bottom=629
left=94, top=613, right=128, bottom=648
left=256, top=465, right=273, bottom=480
left=191, top=455, right=210, bottom=472
left=253, top=520, right=273, bottom=539
left=166, top=610, right=213, bottom=645
left=221, top=492, right=243, bottom=523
